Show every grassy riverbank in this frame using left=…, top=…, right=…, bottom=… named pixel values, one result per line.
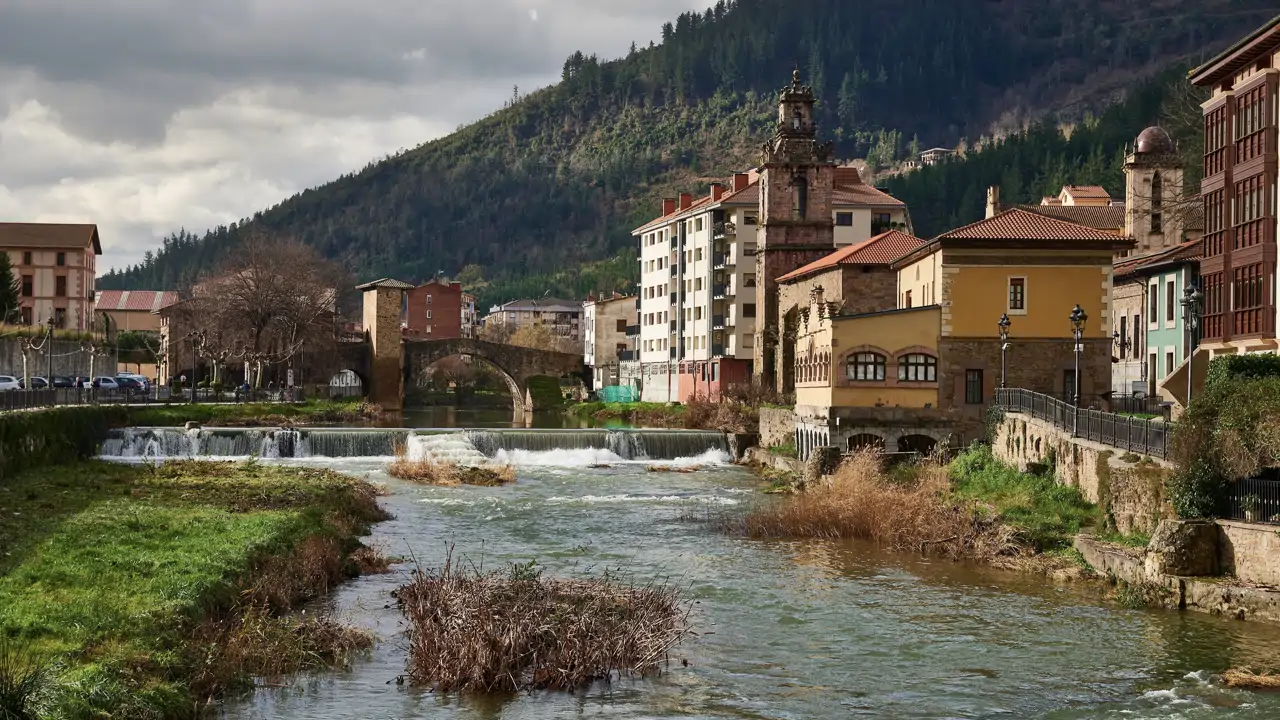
left=128, top=398, right=381, bottom=427
left=0, top=459, right=389, bottom=718
left=725, top=445, right=1107, bottom=566
left=569, top=400, right=756, bottom=432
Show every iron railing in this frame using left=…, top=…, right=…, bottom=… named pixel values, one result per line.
left=625, top=324, right=640, bottom=337
left=0, top=386, right=313, bottom=410
left=995, top=388, right=1171, bottom=459
left=1225, top=477, right=1280, bottom=525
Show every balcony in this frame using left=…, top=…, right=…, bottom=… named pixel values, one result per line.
left=670, top=347, right=678, bottom=359
left=713, top=221, right=736, bottom=239
left=634, top=297, right=641, bottom=309
left=712, top=314, right=725, bottom=330
left=670, top=266, right=677, bottom=277
left=713, top=254, right=729, bottom=270
left=619, top=350, right=636, bottom=362
left=712, top=284, right=726, bottom=299
left=712, top=344, right=725, bottom=357
left=625, top=324, right=640, bottom=337
left=670, top=292, right=677, bottom=306
left=670, top=320, right=677, bottom=332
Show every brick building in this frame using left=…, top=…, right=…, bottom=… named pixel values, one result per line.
left=405, top=278, right=463, bottom=339
left=0, top=223, right=101, bottom=331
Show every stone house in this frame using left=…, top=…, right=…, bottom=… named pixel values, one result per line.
left=790, top=208, right=1133, bottom=459
left=0, top=223, right=102, bottom=331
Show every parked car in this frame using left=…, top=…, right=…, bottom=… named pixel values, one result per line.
left=114, top=376, right=143, bottom=392
left=0, top=376, right=20, bottom=391
left=18, top=377, right=49, bottom=389
left=74, top=376, right=92, bottom=389
left=117, top=373, right=150, bottom=391
left=92, top=377, right=121, bottom=391
left=50, top=376, right=75, bottom=388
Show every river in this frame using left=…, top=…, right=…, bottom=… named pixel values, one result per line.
left=98, top=427, right=1280, bottom=719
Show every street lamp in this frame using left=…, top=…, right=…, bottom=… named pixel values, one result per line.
left=1070, top=304, right=1088, bottom=435
left=1113, top=330, right=1133, bottom=399
left=997, top=313, right=1011, bottom=390
left=1181, top=284, right=1203, bottom=408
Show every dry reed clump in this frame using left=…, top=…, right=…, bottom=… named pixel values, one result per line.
left=647, top=464, right=701, bottom=474
left=720, top=450, right=1023, bottom=560
left=397, top=553, right=692, bottom=693
left=1222, top=668, right=1280, bottom=689
left=386, top=447, right=516, bottom=487
left=351, top=543, right=397, bottom=575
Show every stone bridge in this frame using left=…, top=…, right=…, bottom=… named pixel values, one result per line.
left=337, top=279, right=586, bottom=412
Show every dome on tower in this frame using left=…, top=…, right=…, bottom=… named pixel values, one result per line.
left=1135, top=126, right=1175, bottom=154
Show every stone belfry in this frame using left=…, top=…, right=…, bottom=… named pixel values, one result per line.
left=754, top=68, right=837, bottom=390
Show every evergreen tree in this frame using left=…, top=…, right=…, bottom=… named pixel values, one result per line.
left=0, top=252, right=20, bottom=323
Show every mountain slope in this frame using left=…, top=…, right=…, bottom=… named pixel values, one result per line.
left=100, top=0, right=1277, bottom=306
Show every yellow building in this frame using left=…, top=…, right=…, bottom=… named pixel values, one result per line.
left=791, top=209, right=1133, bottom=458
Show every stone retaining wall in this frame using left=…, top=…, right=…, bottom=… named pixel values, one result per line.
left=743, top=446, right=804, bottom=475
left=759, top=406, right=796, bottom=449
left=1219, top=520, right=1280, bottom=587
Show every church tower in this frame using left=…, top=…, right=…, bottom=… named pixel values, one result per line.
left=1124, top=126, right=1188, bottom=257
left=754, top=68, right=838, bottom=389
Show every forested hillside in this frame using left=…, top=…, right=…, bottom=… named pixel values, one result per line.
left=99, top=0, right=1277, bottom=307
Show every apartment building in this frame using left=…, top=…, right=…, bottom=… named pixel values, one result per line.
left=583, top=294, right=635, bottom=389
left=1187, top=16, right=1280, bottom=372
left=631, top=70, right=910, bottom=402
left=0, top=223, right=101, bottom=331
left=483, top=298, right=583, bottom=346
left=461, top=292, right=479, bottom=338
left=405, top=278, right=463, bottom=339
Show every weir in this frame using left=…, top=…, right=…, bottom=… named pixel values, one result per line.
left=100, top=427, right=728, bottom=462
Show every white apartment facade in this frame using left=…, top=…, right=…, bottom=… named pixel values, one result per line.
left=632, top=167, right=909, bottom=402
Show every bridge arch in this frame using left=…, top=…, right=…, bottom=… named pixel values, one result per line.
left=403, top=338, right=585, bottom=413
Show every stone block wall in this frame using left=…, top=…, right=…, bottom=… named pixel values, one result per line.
left=0, top=339, right=118, bottom=379
left=993, top=412, right=1173, bottom=533
left=759, top=406, right=797, bottom=449
left=1219, top=521, right=1280, bottom=587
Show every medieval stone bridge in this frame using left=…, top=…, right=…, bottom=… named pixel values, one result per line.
left=339, top=279, right=588, bottom=412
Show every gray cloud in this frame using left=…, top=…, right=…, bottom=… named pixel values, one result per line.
left=0, top=0, right=714, bottom=271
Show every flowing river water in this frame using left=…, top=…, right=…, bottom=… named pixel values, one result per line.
left=98, top=426, right=1280, bottom=719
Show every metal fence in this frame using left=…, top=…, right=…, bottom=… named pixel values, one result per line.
left=1225, top=477, right=1280, bottom=525
left=995, top=388, right=1171, bottom=459
left=0, top=385, right=314, bottom=410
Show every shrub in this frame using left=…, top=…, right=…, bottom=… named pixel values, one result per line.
left=0, top=638, right=52, bottom=720
left=0, top=406, right=127, bottom=483
left=1205, top=354, right=1280, bottom=390
left=398, top=554, right=691, bottom=692
left=385, top=446, right=515, bottom=486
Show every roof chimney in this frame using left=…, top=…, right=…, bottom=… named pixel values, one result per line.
left=985, top=186, right=1001, bottom=219
left=662, top=197, right=676, bottom=215
left=679, top=193, right=693, bottom=211
left=710, top=183, right=724, bottom=201
left=732, top=173, right=750, bottom=192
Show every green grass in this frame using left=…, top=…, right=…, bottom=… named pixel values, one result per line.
left=1095, top=530, right=1152, bottom=548
left=0, top=459, right=386, bottom=717
left=765, top=442, right=798, bottom=459
left=569, top=401, right=680, bottom=417
left=128, top=398, right=370, bottom=427
left=949, top=445, right=1100, bottom=551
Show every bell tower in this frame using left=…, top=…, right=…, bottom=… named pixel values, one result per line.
left=754, top=68, right=837, bottom=390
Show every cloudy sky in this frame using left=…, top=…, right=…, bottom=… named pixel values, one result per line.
left=0, top=0, right=714, bottom=273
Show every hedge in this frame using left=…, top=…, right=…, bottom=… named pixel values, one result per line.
left=0, top=406, right=129, bottom=482
left=1204, top=354, right=1280, bottom=390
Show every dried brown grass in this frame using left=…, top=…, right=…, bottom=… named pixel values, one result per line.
left=351, top=543, right=397, bottom=574
left=647, top=464, right=701, bottom=474
left=1222, top=668, right=1280, bottom=689
left=398, top=552, right=692, bottom=692
left=719, top=450, right=1024, bottom=560
left=386, top=446, right=516, bottom=487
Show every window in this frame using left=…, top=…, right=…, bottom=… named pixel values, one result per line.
left=53, top=308, right=66, bottom=328
left=695, top=307, right=704, bottom=320
left=696, top=218, right=704, bottom=232
left=742, top=333, right=755, bottom=349
left=1166, top=351, right=1175, bottom=377
left=872, top=212, right=893, bottom=234
left=1064, top=369, right=1077, bottom=402
left=745, top=273, right=757, bottom=288
left=1133, top=314, right=1141, bottom=355
left=1119, top=316, right=1128, bottom=359
left=1148, top=283, right=1158, bottom=323
left=1148, top=354, right=1157, bottom=391
left=904, top=290, right=912, bottom=308
left=696, top=278, right=704, bottom=291
left=1151, top=212, right=1162, bottom=234
left=792, top=176, right=808, bottom=219
left=898, top=354, right=937, bottom=382
left=19, top=307, right=31, bottom=325
left=55, top=276, right=66, bottom=297
left=616, top=319, right=627, bottom=333
left=56, top=252, right=65, bottom=267
left=1166, top=279, right=1175, bottom=323
left=21, top=252, right=30, bottom=265
left=744, top=214, right=757, bottom=226
left=426, top=295, right=432, bottom=305
left=835, top=212, right=854, bottom=226
left=742, top=303, right=757, bottom=318
left=847, top=352, right=886, bottom=381
left=744, top=244, right=757, bottom=256
left=20, top=276, right=32, bottom=297
left=426, top=325, right=433, bottom=335
left=965, top=370, right=984, bottom=405
left=695, top=248, right=703, bottom=261
left=1008, top=277, right=1026, bottom=312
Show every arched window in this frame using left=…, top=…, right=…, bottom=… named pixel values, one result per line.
left=847, top=352, right=886, bottom=381
left=898, top=354, right=938, bottom=382
left=793, top=108, right=803, bottom=130
left=792, top=176, right=808, bottom=219
left=1151, top=172, right=1163, bottom=234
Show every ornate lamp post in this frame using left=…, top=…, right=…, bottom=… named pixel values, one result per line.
left=997, top=313, right=1011, bottom=390
left=1181, top=284, right=1203, bottom=408
left=1070, top=304, right=1088, bottom=435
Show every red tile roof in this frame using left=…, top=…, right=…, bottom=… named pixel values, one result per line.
left=833, top=183, right=905, bottom=207
left=936, top=208, right=1128, bottom=241
left=1063, top=185, right=1111, bottom=200
left=1016, top=204, right=1125, bottom=232
left=95, top=290, right=179, bottom=313
left=1114, top=240, right=1203, bottom=278
left=778, top=230, right=925, bottom=282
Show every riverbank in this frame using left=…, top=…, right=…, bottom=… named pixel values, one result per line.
left=128, top=398, right=382, bottom=427
left=569, top=400, right=757, bottom=432
left=0, top=459, right=390, bottom=717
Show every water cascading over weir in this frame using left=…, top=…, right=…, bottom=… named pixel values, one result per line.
left=98, top=427, right=730, bottom=463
